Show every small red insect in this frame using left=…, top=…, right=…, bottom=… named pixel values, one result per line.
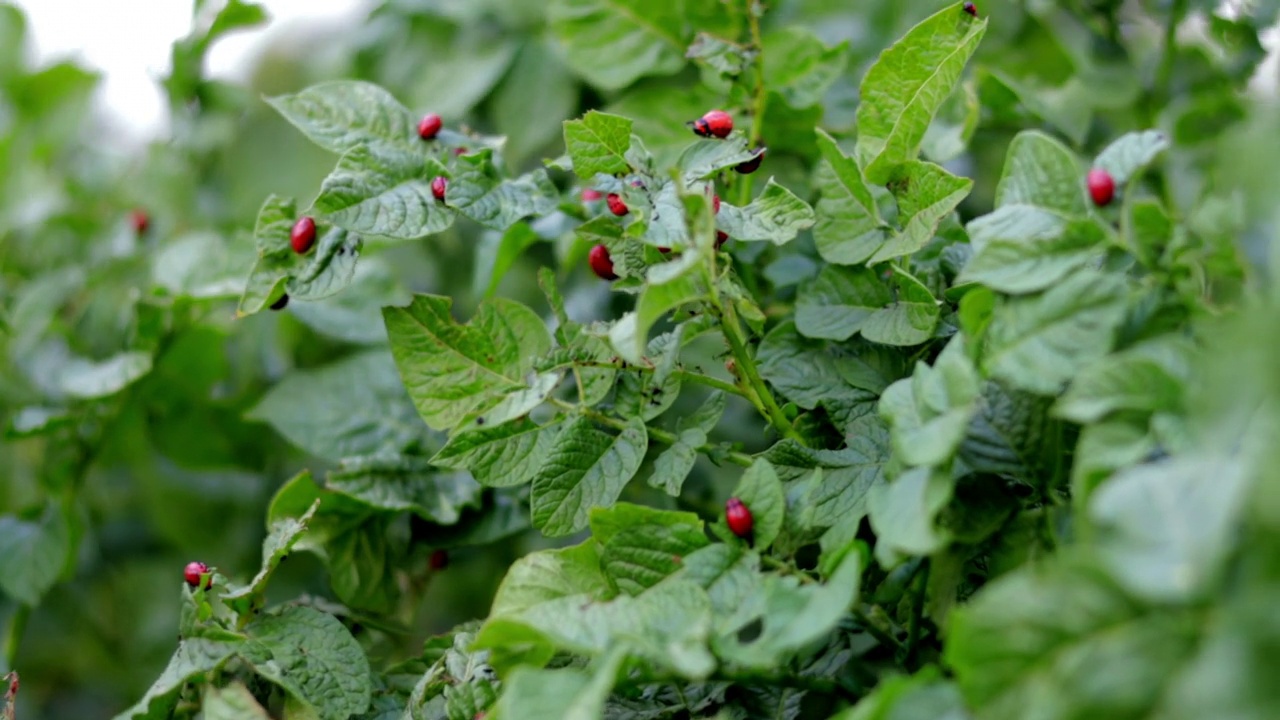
left=962, top=2, right=978, bottom=17
left=735, top=146, right=766, bottom=174
left=130, top=209, right=150, bottom=235
left=432, top=176, right=447, bottom=201
left=1087, top=168, right=1115, bottom=206
left=454, top=147, right=468, bottom=156
left=417, top=113, right=442, bottom=140
left=716, top=231, right=730, bottom=249
left=589, top=244, right=617, bottom=281
left=606, top=193, right=629, bottom=217
left=582, top=188, right=603, bottom=202
left=725, top=497, right=753, bottom=538
left=429, top=549, right=449, bottom=570
left=270, top=294, right=289, bottom=311
left=290, top=216, right=316, bottom=254
left=690, top=109, right=734, bottom=139
left=183, top=561, right=211, bottom=589
left=713, top=194, right=721, bottom=214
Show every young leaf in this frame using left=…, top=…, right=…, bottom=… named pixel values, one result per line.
left=221, top=499, right=320, bottom=614
left=432, top=417, right=560, bottom=488
left=813, top=128, right=889, bottom=265
left=855, top=4, right=987, bottom=183
left=868, top=466, right=954, bottom=566
left=985, top=130, right=1086, bottom=219
left=715, top=179, right=816, bottom=245
left=529, top=416, right=648, bottom=536
left=879, top=335, right=980, bottom=468
left=1093, top=129, right=1169, bottom=185
left=563, top=110, right=633, bottom=179
left=266, top=80, right=416, bottom=155
left=870, top=161, right=972, bottom=263
left=609, top=271, right=704, bottom=365
left=590, top=503, right=710, bottom=595
left=383, top=294, right=552, bottom=431
left=312, top=144, right=454, bottom=240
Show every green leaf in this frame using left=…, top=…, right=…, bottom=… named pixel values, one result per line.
left=758, top=321, right=880, bottom=412
left=716, top=179, right=816, bottom=245
left=762, top=28, right=848, bottom=109
left=650, top=428, right=705, bottom=496
left=986, top=130, right=1086, bottom=218
left=221, top=500, right=319, bottom=614
left=383, top=294, right=552, bottom=431
left=492, top=648, right=626, bottom=720
left=265, top=80, right=415, bottom=155
left=860, top=268, right=940, bottom=347
left=0, top=503, right=72, bottom=606
left=492, top=38, right=578, bottom=164
left=590, top=503, right=710, bottom=595
left=112, top=638, right=243, bottom=720
left=855, top=4, right=987, bottom=183
left=241, top=606, right=372, bottom=720
left=58, top=350, right=153, bottom=399
left=563, top=111, right=633, bottom=179
left=433, top=417, right=559, bottom=488
left=984, top=271, right=1129, bottom=395
left=237, top=196, right=362, bottom=316
left=830, top=669, right=968, bottom=720
left=879, top=336, right=980, bottom=468
left=548, top=0, right=687, bottom=90
left=870, top=161, right=972, bottom=264
left=813, top=129, right=889, bottom=265
left=1090, top=455, right=1249, bottom=603
left=1093, top=130, right=1169, bottom=185
left=449, top=155, right=559, bottom=231
left=529, top=416, right=648, bottom=537
left=489, top=542, right=612, bottom=618
left=868, top=466, right=954, bottom=566
left=958, top=382, right=1052, bottom=479
left=610, top=271, right=704, bottom=365
left=247, top=350, right=426, bottom=462
left=326, top=455, right=483, bottom=523
left=686, top=32, right=753, bottom=77
left=725, top=459, right=786, bottom=550
left=476, top=222, right=542, bottom=299
left=1054, top=337, right=1190, bottom=423
left=677, top=136, right=759, bottom=181
left=947, top=557, right=1198, bottom=720
left=958, top=214, right=1107, bottom=294
left=922, top=80, right=980, bottom=164
left=312, top=144, right=453, bottom=240
left=1070, top=416, right=1156, bottom=502
left=202, top=683, right=271, bottom=720
left=795, top=265, right=891, bottom=341
left=715, top=548, right=862, bottom=668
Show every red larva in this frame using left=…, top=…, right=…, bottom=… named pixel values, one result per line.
left=130, top=209, right=150, bottom=235
left=735, top=146, right=766, bottom=174
left=432, top=176, right=448, bottom=201
left=963, top=2, right=978, bottom=17
left=417, top=113, right=442, bottom=140
left=690, top=109, right=733, bottom=139
left=454, top=147, right=468, bottom=156
left=606, top=193, right=629, bottom=217
left=713, top=194, right=721, bottom=214
left=1087, top=168, right=1115, bottom=206
left=290, top=216, right=316, bottom=254
left=725, top=497, right=753, bottom=538
left=716, top=230, right=730, bottom=249
left=183, top=561, right=211, bottom=589
left=589, top=244, right=618, bottom=280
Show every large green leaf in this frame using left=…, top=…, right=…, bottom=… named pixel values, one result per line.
left=715, top=180, right=816, bottom=245
left=529, top=416, right=648, bottom=537
left=325, top=455, right=483, bottom=524
left=795, top=265, right=890, bottom=341
left=762, top=28, right=849, bottom=109
left=312, top=144, right=453, bottom=240
left=855, top=4, right=987, bottom=183
left=489, top=542, right=612, bottom=618
left=432, top=417, right=560, bottom=488
left=548, top=0, right=688, bottom=90
left=266, top=80, right=416, bottom=155
left=383, top=294, right=552, bottom=431
left=449, top=153, right=560, bottom=231
left=590, top=503, right=710, bottom=595
left=984, top=271, right=1129, bottom=395
left=813, top=129, right=889, bottom=265
left=868, top=466, right=954, bottom=566
left=870, top=161, right=972, bottom=263
left=112, top=638, right=243, bottom=720
left=240, top=606, right=372, bottom=720
left=563, top=110, right=633, bottom=179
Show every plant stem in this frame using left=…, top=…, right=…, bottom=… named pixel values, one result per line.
left=3, top=606, right=29, bottom=671
left=716, top=300, right=806, bottom=446
left=736, top=0, right=768, bottom=207
left=905, top=561, right=930, bottom=669
left=852, top=606, right=906, bottom=654
left=548, top=398, right=754, bottom=467
left=1144, top=0, right=1186, bottom=126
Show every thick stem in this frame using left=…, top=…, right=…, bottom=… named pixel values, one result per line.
left=905, top=561, right=930, bottom=669
left=717, top=301, right=806, bottom=445
left=852, top=606, right=906, bottom=654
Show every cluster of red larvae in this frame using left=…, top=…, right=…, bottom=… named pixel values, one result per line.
left=586, top=109, right=758, bottom=281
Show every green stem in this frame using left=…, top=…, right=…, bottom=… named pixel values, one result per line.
left=3, top=606, right=29, bottom=671
left=548, top=398, right=753, bottom=467
left=1145, top=0, right=1186, bottom=126
left=760, top=555, right=815, bottom=583
left=736, top=0, right=768, bottom=207
left=905, top=561, right=930, bottom=669
left=716, top=300, right=806, bottom=446
left=853, top=606, right=906, bottom=653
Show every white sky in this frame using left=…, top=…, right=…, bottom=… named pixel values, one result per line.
left=15, top=0, right=367, bottom=141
